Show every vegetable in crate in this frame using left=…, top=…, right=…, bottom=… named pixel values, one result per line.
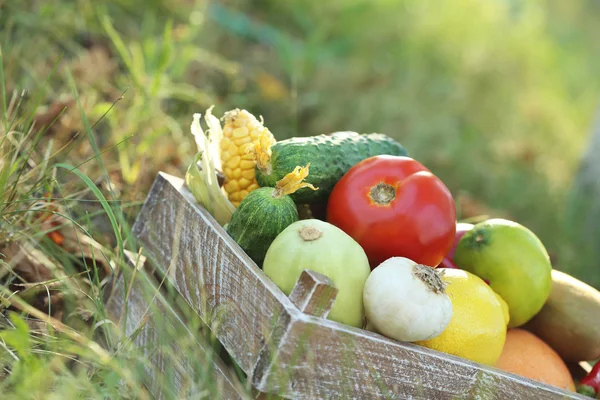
left=577, top=361, right=600, bottom=398
left=523, top=269, right=600, bottom=363
left=226, top=164, right=318, bottom=267
left=362, top=257, right=453, bottom=342
left=185, top=109, right=235, bottom=226
left=263, top=219, right=371, bottom=328
left=254, top=131, right=409, bottom=204
left=220, top=108, right=276, bottom=207
left=326, top=155, right=456, bottom=269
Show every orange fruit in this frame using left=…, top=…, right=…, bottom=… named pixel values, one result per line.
left=494, top=328, right=575, bottom=392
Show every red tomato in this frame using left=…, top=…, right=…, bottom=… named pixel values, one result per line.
left=326, top=155, right=456, bottom=269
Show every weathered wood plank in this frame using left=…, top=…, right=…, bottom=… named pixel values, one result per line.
left=130, top=173, right=298, bottom=378
left=105, top=251, right=251, bottom=400
left=254, top=314, right=587, bottom=399
left=288, top=270, right=338, bottom=318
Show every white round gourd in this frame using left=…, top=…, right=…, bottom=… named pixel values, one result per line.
left=263, top=219, right=371, bottom=328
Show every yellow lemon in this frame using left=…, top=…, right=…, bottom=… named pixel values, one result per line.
left=414, top=269, right=508, bottom=366
left=493, top=290, right=510, bottom=326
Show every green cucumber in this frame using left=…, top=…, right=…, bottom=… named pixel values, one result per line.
left=255, top=131, right=408, bottom=204
left=225, top=165, right=317, bottom=267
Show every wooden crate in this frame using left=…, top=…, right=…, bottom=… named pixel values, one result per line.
left=105, top=172, right=588, bottom=399
left=105, top=250, right=252, bottom=399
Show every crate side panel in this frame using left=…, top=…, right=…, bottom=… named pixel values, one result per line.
left=256, top=316, right=585, bottom=400
left=106, top=266, right=250, bottom=400
left=131, top=173, right=295, bottom=376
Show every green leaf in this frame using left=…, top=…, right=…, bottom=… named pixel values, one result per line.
left=0, top=313, right=32, bottom=359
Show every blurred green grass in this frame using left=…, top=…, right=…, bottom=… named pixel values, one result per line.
left=2, top=0, right=600, bottom=397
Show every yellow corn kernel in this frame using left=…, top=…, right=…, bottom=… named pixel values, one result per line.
left=232, top=127, right=249, bottom=138
left=221, top=135, right=232, bottom=145
left=225, top=143, right=237, bottom=153
left=234, top=136, right=252, bottom=146
left=238, top=178, right=252, bottom=189
left=232, top=168, right=242, bottom=179
left=224, top=180, right=240, bottom=193
left=240, top=160, right=255, bottom=170
left=226, top=155, right=241, bottom=169
left=238, top=143, right=252, bottom=154
left=242, top=169, right=255, bottom=180
left=247, top=183, right=259, bottom=192
left=250, top=130, right=261, bottom=139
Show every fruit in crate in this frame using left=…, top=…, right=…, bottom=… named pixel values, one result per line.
left=362, top=257, right=453, bottom=342
left=493, top=291, right=510, bottom=325
left=523, top=269, right=600, bottom=363
left=254, top=131, right=409, bottom=204
left=263, top=219, right=371, bottom=328
left=326, top=155, right=456, bottom=269
left=226, top=164, right=318, bottom=267
left=414, top=269, right=508, bottom=366
left=494, top=328, right=575, bottom=392
left=453, top=218, right=552, bottom=328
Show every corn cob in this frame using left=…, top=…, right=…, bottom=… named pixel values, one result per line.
left=220, top=109, right=276, bottom=207
left=186, top=110, right=235, bottom=226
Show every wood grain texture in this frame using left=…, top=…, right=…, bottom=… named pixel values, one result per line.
left=288, top=270, right=338, bottom=318
left=105, top=251, right=251, bottom=400
left=130, top=173, right=298, bottom=379
left=255, top=314, right=586, bottom=399
left=131, top=172, right=587, bottom=400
